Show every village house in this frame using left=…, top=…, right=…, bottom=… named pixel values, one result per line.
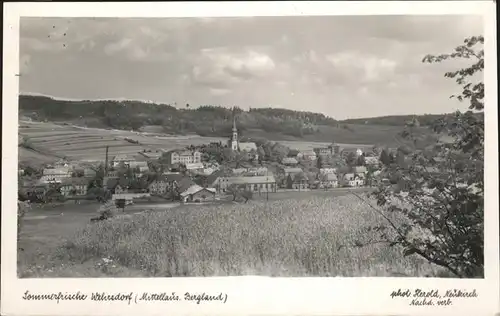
left=22, top=183, right=49, bottom=201
left=18, top=168, right=25, bottom=176
left=180, top=185, right=216, bottom=203
left=319, top=168, right=336, bottom=174
left=146, top=173, right=185, bottom=195
left=319, top=173, right=338, bottom=189
left=313, top=146, right=334, bottom=157
left=340, top=173, right=365, bottom=187
left=40, top=167, right=72, bottom=183
left=364, top=156, right=380, bottom=166
left=297, top=150, right=317, bottom=161
left=106, top=177, right=130, bottom=194
left=286, top=173, right=309, bottom=190
left=164, top=149, right=202, bottom=165
left=60, top=178, right=89, bottom=197
left=245, top=167, right=268, bottom=176
left=213, top=175, right=277, bottom=193
left=281, top=157, right=298, bottom=165
left=112, top=154, right=136, bottom=167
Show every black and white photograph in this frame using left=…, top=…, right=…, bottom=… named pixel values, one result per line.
left=2, top=1, right=499, bottom=316
left=15, top=14, right=488, bottom=278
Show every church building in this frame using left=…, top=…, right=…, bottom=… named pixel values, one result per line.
left=227, top=115, right=258, bottom=160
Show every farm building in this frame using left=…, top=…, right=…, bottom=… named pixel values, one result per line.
left=281, top=157, right=298, bottom=165
left=40, top=167, right=72, bottom=183
left=164, top=150, right=202, bottom=165
left=319, top=173, right=338, bottom=189
left=246, top=167, right=268, bottom=176
left=59, top=178, right=89, bottom=196
left=180, top=185, right=216, bottom=203
left=212, top=175, right=277, bottom=193
left=297, top=150, right=317, bottom=161
left=340, top=173, right=365, bottom=187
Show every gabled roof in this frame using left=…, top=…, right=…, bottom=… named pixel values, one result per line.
left=180, top=184, right=216, bottom=197
left=239, top=142, right=257, bottom=152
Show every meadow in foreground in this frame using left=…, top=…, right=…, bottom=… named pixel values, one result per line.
left=22, top=195, right=448, bottom=277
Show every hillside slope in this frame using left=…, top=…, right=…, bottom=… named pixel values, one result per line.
left=19, top=94, right=439, bottom=147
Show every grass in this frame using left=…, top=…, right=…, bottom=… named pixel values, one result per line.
left=19, top=195, right=449, bottom=278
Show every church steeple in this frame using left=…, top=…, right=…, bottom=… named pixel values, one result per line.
left=231, top=109, right=239, bottom=151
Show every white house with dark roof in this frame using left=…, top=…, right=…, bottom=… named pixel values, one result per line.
left=164, top=149, right=202, bottom=165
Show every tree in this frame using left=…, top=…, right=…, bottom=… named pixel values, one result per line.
left=18, top=200, right=30, bottom=246
left=316, top=155, right=323, bottom=169
left=380, top=148, right=391, bottom=166
left=356, top=36, right=485, bottom=278
left=345, top=152, right=357, bottom=166
left=356, top=155, right=366, bottom=166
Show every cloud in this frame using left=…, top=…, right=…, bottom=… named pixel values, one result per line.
left=326, top=51, right=398, bottom=83
left=209, top=88, right=232, bottom=96
left=190, top=47, right=276, bottom=88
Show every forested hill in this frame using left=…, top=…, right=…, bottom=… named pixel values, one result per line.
left=340, top=112, right=484, bottom=126
left=19, top=95, right=338, bottom=138
left=19, top=94, right=458, bottom=146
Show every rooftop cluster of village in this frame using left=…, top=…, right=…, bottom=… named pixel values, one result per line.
left=19, top=118, right=397, bottom=205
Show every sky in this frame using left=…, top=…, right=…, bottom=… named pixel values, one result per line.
left=19, top=15, right=483, bottom=120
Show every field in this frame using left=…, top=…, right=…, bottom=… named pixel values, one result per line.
left=18, top=120, right=226, bottom=164
left=19, top=120, right=409, bottom=165
left=18, top=195, right=448, bottom=278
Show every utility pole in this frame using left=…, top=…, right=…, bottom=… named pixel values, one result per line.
left=104, top=145, right=109, bottom=174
